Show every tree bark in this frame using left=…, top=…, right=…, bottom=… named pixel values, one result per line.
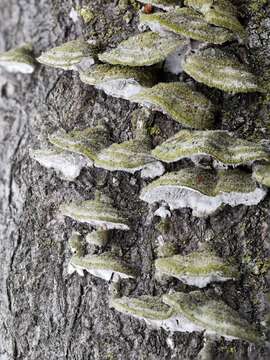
left=0, top=1, right=269, bottom=359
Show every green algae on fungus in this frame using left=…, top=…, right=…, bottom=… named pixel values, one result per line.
left=68, top=253, right=135, bottom=281
left=155, top=250, right=238, bottom=287
left=184, top=0, right=244, bottom=37
left=98, top=31, right=188, bottom=67
left=86, top=230, right=109, bottom=247
left=131, top=82, right=215, bottom=129
left=29, top=148, right=88, bottom=181
left=253, top=163, right=270, bottom=187
left=37, top=39, right=98, bottom=71
left=0, top=44, right=36, bottom=74
left=183, top=48, right=261, bottom=93
left=152, top=130, right=270, bottom=166
left=60, top=193, right=130, bottom=230
left=48, top=125, right=110, bottom=165
left=140, top=167, right=266, bottom=217
left=80, top=64, right=157, bottom=100
left=137, top=0, right=181, bottom=10
left=140, top=8, right=235, bottom=44
left=162, top=291, right=262, bottom=343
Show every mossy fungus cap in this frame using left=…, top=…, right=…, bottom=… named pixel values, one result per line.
left=131, top=82, right=215, bottom=129
left=155, top=250, right=238, bottom=287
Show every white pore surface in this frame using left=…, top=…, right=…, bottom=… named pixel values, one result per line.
left=0, top=61, right=34, bottom=74
left=141, top=20, right=169, bottom=36
left=141, top=161, right=165, bottom=179
left=69, top=262, right=132, bottom=281
left=178, top=275, right=233, bottom=288
left=141, top=185, right=267, bottom=217
left=145, top=314, right=203, bottom=333
left=73, top=218, right=130, bottom=231
left=154, top=205, right=171, bottom=218
left=30, top=150, right=88, bottom=180
left=97, top=79, right=144, bottom=100
left=75, top=57, right=95, bottom=71
left=164, top=45, right=190, bottom=75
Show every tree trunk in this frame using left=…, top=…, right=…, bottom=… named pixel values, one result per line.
left=0, top=1, right=269, bottom=359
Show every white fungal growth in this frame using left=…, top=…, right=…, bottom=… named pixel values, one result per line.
left=140, top=168, right=267, bottom=217
left=80, top=64, right=157, bottom=101
left=30, top=148, right=87, bottom=181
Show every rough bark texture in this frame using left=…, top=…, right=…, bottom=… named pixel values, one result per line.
left=0, top=1, right=270, bottom=359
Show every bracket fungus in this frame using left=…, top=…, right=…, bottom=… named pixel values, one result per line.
left=98, top=31, right=188, bottom=67
left=110, top=295, right=188, bottom=331
left=137, top=0, right=181, bottom=11
left=94, top=120, right=165, bottom=178
left=80, top=64, right=157, bottom=100
left=152, top=130, right=270, bottom=167
left=140, top=8, right=235, bottom=45
left=0, top=44, right=36, bottom=74
left=155, top=250, right=238, bottom=287
left=68, top=253, right=135, bottom=281
left=183, top=48, right=260, bottom=93
left=29, top=148, right=87, bottom=181
left=60, top=193, right=130, bottom=230
left=140, top=167, right=267, bottom=217
left=162, top=291, right=261, bottom=343
left=131, top=82, right=215, bottom=129
left=86, top=229, right=109, bottom=247
left=110, top=294, right=206, bottom=332
left=48, top=125, right=110, bottom=165
left=184, top=0, right=245, bottom=38
left=37, top=39, right=98, bottom=71
left=253, top=164, right=270, bottom=187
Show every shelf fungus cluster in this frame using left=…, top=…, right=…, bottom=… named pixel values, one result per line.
left=155, top=250, right=238, bottom=288
left=110, top=291, right=261, bottom=343
left=22, top=0, right=268, bottom=349
left=140, top=167, right=267, bottom=217
left=30, top=125, right=110, bottom=181
left=62, top=194, right=135, bottom=282
left=67, top=232, right=135, bottom=282
left=31, top=117, right=166, bottom=180
left=0, top=44, right=36, bottom=74
left=95, top=119, right=165, bottom=179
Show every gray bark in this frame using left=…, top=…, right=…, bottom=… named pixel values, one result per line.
left=0, top=1, right=269, bottom=359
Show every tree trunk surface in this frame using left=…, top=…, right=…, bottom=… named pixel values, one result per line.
left=0, top=1, right=269, bottom=359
